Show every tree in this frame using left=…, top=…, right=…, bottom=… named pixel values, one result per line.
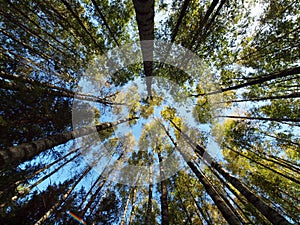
left=1, top=0, right=299, bottom=224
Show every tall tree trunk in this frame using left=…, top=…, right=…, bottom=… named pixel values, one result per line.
left=220, top=92, right=300, bottom=104
left=80, top=179, right=106, bottom=218
left=145, top=164, right=153, bottom=225
left=189, top=0, right=220, bottom=49
left=128, top=187, right=138, bottom=225
left=0, top=117, right=138, bottom=169
left=0, top=147, right=80, bottom=196
left=60, top=0, right=104, bottom=52
left=120, top=188, right=134, bottom=225
left=173, top=178, right=193, bottom=225
left=158, top=152, right=170, bottom=225
left=34, top=166, right=92, bottom=225
left=185, top=184, right=212, bottom=225
left=163, top=123, right=259, bottom=225
left=0, top=71, right=121, bottom=105
left=90, top=0, right=119, bottom=47
left=169, top=120, right=292, bottom=225
left=191, top=66, right=300, bottom=97
left=218, top=115, right=300, bottom=123
left=133, top=0, right=154, bottom=98
left=11, top=152, right=81, bottom=201
left=171, top=0, right=191, bottom=42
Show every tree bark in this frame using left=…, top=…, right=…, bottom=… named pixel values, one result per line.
left=158, top=152, right=170, bottom=225
left=0, top=147, right=80, bottom=196
left=133, top=0, right=154, bottom=98
left=220, top=92, right=300, bottom=104
left=128, top=187, right=138, bottom=225
left=145, top=164, right=153, bottom=225
left=168, top=120, right=292, bottom=225
left=0, top=72, right=121, bottom=106
left=218, top=115, right=300, bottom=123
left=0, top=117, right=138, bottom=169
left=162, top=125, right=240, bottom=225
left=34, top=166, right=92, bottom=225
left=192, top=66, right=300, bottom=97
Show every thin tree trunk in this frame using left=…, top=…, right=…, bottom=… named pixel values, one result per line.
left=224, top=145, right=300, bottom=185
left=0, top=117, right=138, bottom=169
left=161, top=126, right=240, bottom=225
left=220, top=92, right=300, bottom=104
left=185, top=184, right=212, bottom=225
left=188, top=0, right=220, bottom=50
left=167, top=121, right=292, bottom=225
left=80, top=179, right=106, bottom=217
left=0, top=147, right=80, bottom=196
left=60, top=0, right=104, bottom=52
left=187, top=161, right=241, bottom=225
left=173, top=178, right=193, bottom=225
left=3, top=0, right=80, bottom=58
left=218, top=115, right=300, bottom=123
left=120, top=188, right=133, bottom=225
left=171, top=0, right=191, bottom=42
left=90, top=0, right=119, bottom=47
left=11, top=152, right=81, bottom=201
left=158, top=152, right=170, bottom=225
left=128, top=186, right=138, bottom=225
left=0, top=72, right=122, bottom=106
left=145, top=164, right=153, bottom=225
left=191, top=66, right=300, bottom=97
left=80, top=150, right=125, bottom=218
left=209, top=167, right=255, bottom=225
left=242, top=143, right=300, bottom=174
left=34, top=166, right=92, bottom=225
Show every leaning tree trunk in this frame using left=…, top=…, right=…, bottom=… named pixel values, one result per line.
left=0, top=117, right=138, bottom=169
left=11, top=152, right=81, bottom=201
left=192, top=66, right=300, bottom=97
left=163, top=123, right=253, bottom=225
left=0, top=72, right=120, bottom=105
left=218, top=115, right=300, bottom=123
left=34, top=166, right=92, bottom=225
left=169, top=120, right=292, bottom=225
left=0, top=147, right=80, bottom=196
left=133, top=0, right=154, bottom=98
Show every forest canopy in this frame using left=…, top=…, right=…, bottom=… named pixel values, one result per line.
left=0, top=0, right=299, bottom=224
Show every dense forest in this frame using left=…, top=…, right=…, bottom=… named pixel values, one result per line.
left=0, top=0, right=299, bottom=224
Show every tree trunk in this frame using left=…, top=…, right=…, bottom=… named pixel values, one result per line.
left=0, top=71, right=121, bottom=106
left=145, top=165, right=153, bottom=225
left=173, top=178, right=193, bottom=225
left=128, top=187, right=138, bottom=225
left=80, top=179, right=106, bottom=217
left=169, top=120, right=292, bottom=225
left=188, top=0, right=220, bottom=50
left=34, top=166, right=92, bottom=225
left=0, top=117, right=138, bottom=169
left=186, top=184, right=212, bottom=225
left=192, top=66, right=300, bottom=97
left=133, top=0, right=154, bottom=98
left=158, top=152, right=170, bottom=225
left=220, top=92, right=300, bottom=104
left=120, top=188, right=133, bottom=225
left=171, top=0, right=191, bottom=42
left=11, top=152, right=81, bottom=201
left=218, top=115, right=300, bottom=123
left=90, top=0, right=119, bottom=47
left=0, top=147, right=80, bottom=196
